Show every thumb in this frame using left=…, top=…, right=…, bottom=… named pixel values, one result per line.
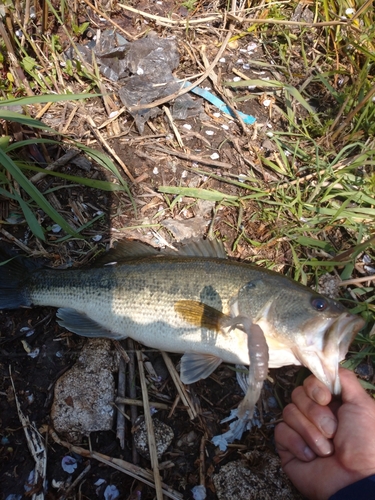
left=339, top=367, right=370, bottom=406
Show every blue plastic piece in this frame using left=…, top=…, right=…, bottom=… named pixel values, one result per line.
left=183, top=82, right=256, bottom=125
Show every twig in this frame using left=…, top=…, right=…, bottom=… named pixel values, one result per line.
left=147, top=145, right=233, bottom=169
left=85, top=114, right=135, bottom=183
left=0, top=228, right=34, bottom=253
left=163, top=106, right=184, bottom=148
left=227, top=13, right=352, bottom=27
left=60, top=464, right=91, bottom=500
left=119, top=4, right=220, bottom=26
left=116, top=357, right=126, bottom=449
left=199, top=434, right=207, bottom=487
left=136, top=350, right=164, bottom=500
left=113, top=339, right=130, bottom=363
left=60, top=105, right=79, bottom=135
left=81, top=0, right=136, bottom=40
left=127, top=338, right=139, bottom=464
left=116, top=397, right=171, bottom=410
left=10, top=366, right=47, bottom=500
left=49, top=428, right=183, bottom=499
left=338, top=275, right=375, bottom=286
left=161, top=351, right=198, bottom=420
left=30, top=149, right=80, bottom=184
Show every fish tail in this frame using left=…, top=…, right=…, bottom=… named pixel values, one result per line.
left=0, top=250, right=33, bottom=309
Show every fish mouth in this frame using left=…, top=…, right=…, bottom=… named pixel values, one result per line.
left=294, top=312, right=365, bottom=395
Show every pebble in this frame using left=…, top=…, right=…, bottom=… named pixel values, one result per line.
left=213, top=450, right=302, bottom=499
left=133, top=415, right=174, bottom=459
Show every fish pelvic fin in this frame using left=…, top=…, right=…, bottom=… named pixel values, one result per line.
left=174, top=299, right=227, bottom=331
left=56, top=308, right=125, bottom=339
left=180, top=352, right=223, bottom=384
left=0, top=250, right=33, bottom=309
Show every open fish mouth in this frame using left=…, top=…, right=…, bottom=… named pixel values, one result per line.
left=294, top=312, right=365, bottom=395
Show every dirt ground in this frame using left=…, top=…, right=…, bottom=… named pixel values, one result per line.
left=0, top=1, right=372, bottom=499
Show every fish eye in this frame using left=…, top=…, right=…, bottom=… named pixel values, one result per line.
left=311, top=297, right=328, bottom=311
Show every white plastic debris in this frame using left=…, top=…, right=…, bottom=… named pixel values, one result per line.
left=210, top=153, right=220, bottom=160
left=192, top=485, right=207, bottom=500
left=205, top=130, right=214, bottom=136
left=104, top=484, right=120, bottom=500
left=61, top=455, right=78, bottom=474
left=247, top=42, right=258, bottom=52
left=27, top=348, right=40, bottom=359
left=183, top=123, right=192, bottom=130
left=94, top=478, right=106, bottom=486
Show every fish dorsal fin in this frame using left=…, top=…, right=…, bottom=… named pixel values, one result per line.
left=93, top=240, right=160, bottom=266
left=94, top=238, right=227, bottom=266
left=175, top=299, right=227, bottom=331
left=174, top=238, right=227, bottom=259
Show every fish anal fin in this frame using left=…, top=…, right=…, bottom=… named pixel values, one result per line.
left=56, top=308, right=125, bottom=339
left=180, top=352, right=222, bottom=384
left=175, top=300, right=227, bottom=331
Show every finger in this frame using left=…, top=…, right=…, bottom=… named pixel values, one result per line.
left=339, top=367, right=375, bottom=406
left=291, top=386, right=337, bottom=438
left=303, top=373, right=332, bottom=406
left=275, top=421, right=316, bottom=463
left=282, top=402, right=334, bottom=456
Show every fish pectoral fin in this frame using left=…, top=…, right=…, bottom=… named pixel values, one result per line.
left=56, top=308, right=125, bottom=339
left=175, top=300, right=227, bottom=331
left=180, top=352, right=222, bottom=384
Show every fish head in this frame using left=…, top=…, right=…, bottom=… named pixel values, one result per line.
left=234, top=278, right=365, bottom=395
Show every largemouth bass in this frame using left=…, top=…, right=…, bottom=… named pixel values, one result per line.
left=0, top=239, right=364, bottom=396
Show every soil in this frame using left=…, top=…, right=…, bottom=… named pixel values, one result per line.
left=0, top=2, right=372, bottom=499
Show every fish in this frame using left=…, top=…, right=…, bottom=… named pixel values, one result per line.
left=0, top=238, right=364, bottom=399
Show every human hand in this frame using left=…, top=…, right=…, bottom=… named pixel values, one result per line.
left=275, top=367, right=375, bottom=500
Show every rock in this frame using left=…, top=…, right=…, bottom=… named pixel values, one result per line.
left=133, top=415, right=174, bottom=459
left=212, top=450, right=303, bottom=500
left=161, top=217, right=209, bottom=241
left=51, top=339, right=119, bottom=442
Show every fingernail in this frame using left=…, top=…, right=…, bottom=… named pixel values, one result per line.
left=320, top=416, right=337, bottom=436
left=312, top=387, right=326, bottom=405
left=303, top=446, right=315, bottom=460
left=316, top=437, right=334, bottom=456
